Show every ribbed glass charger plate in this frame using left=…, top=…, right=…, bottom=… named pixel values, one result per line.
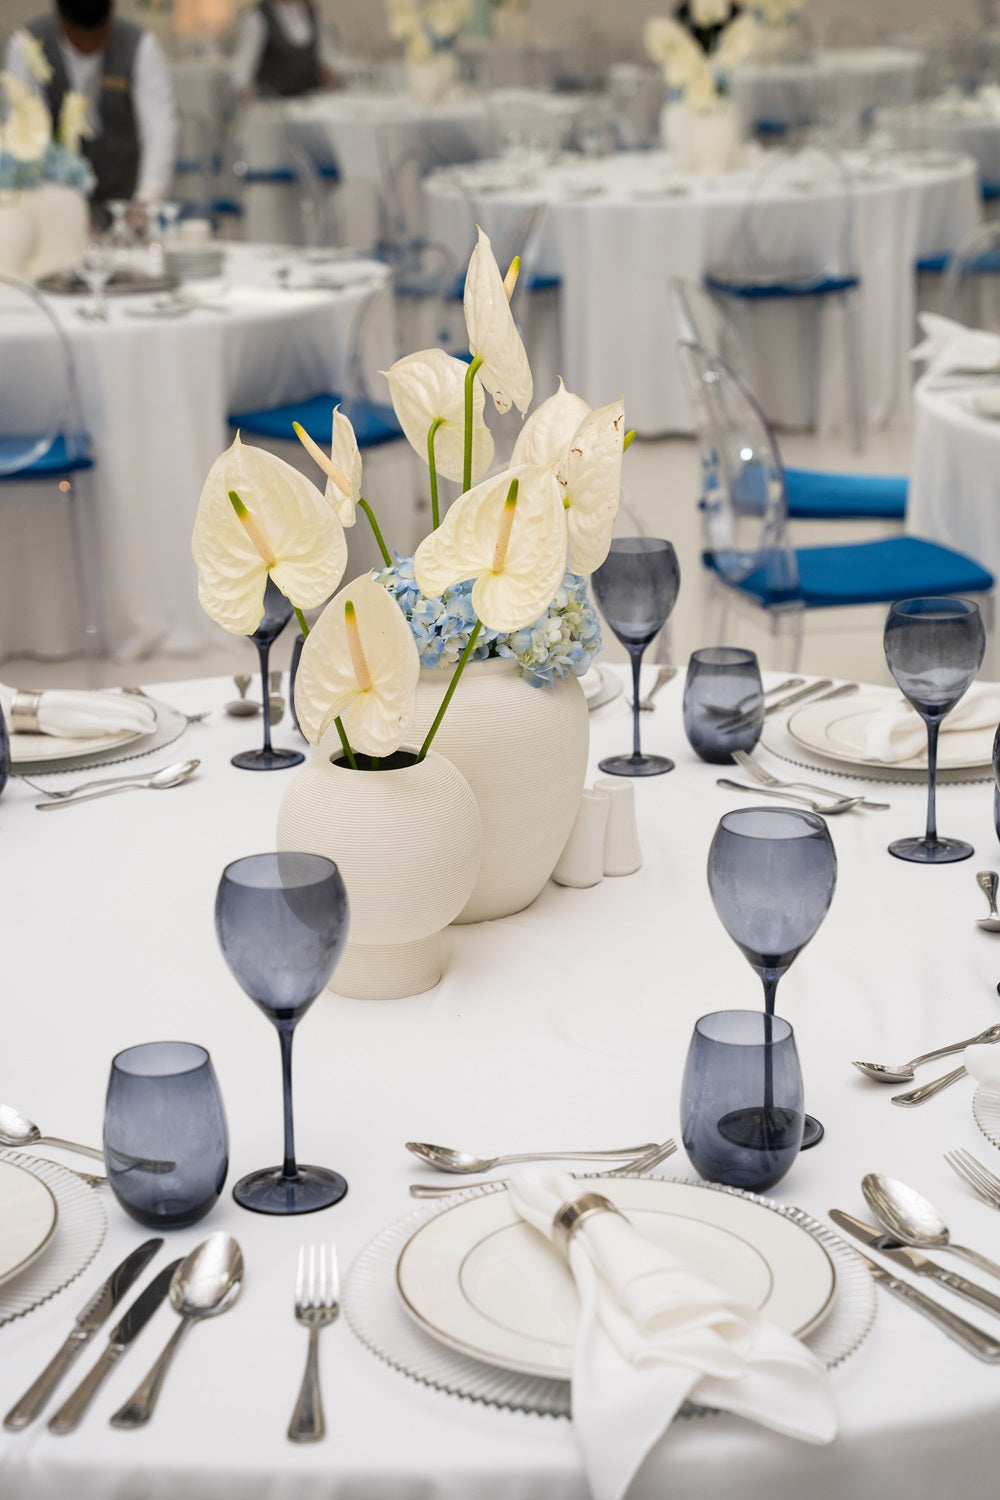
left=0, top=1152, right=107, bottom=1326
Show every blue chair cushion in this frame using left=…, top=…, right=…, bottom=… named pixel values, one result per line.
left=229, top=393, right=403, bottom=450
left=0, top=434, right=94, bottom=478
left=916, top=249, right=1000, bottom=274
left=711, top=535, right=994, bottom=608
left=705, top=271, right=860, bottom=299
left=241, top=166, right=296, bottom=184
left=982, top=181, right=1000, bottom=201
left=784, top=467, right=908, bottom=521
left=915, top=252, right=948, bottom=274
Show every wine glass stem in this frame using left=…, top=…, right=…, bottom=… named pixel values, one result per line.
left=628, top=646, right=644, bottom=759
left=924, top=717, right=940, bottom=846
left=277, top=1023, right=298, bottom=1181
left=256, top=639, right=274, bottom=755
left=761, top=974, right=779, bottom=1018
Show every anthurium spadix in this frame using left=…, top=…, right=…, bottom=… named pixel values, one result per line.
left=293, top=409, right=362, bottom=527
left=191, top=433, right=348, bottom=635
left=511, top=379, right=591, bottom=469
left=413, top=465, right=567, bottom=632
left=294, top=573, right=420, bottom=756
left=385, top=348, right=493, bottom=483
left=560, top=397, right=626, bottom=574
left=464, top=227, right=533, bottom=417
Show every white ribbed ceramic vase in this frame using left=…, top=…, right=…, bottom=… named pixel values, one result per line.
left=276, top=748, right=481, bottom=1000
left=661, top=98, right=743, bottom=175
left=0, top=197, right=34, bottom=277
left=412, top=658, right=590, bottom=923
left=26, top=185, right=88, bottom=279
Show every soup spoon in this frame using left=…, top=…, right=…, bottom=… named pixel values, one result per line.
left=34, top=760, right=200, bottom=809
left=0, top=1103, right=104, bottom=1161
left=862, top=1173, right=1000, bottom=1281
left=110, top=1233, right=244, bottom=1428
left=852, top=1022, right=1000, bottom=1083
left=405, top=1140, right=660, bottom=1174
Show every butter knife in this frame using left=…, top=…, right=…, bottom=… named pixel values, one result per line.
left=3, top=1237, right=163, bottom=1431
left=830, top=1211, right=1000, bottom=1357
left=48, top=1259, right=182, bottom=1434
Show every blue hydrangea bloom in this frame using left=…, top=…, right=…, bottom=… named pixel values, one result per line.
left=0, top=143, right=95, bottom=194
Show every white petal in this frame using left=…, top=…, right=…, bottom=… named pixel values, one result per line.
left=464, top=227, right=533, bottom=416
left=562, top=398, right=626, bottom=574
left=294, top=573, right=419, bottom=756
left=326, top=408, right=363, bottom=526
left=385, top=348, right=493, bottom=482
left=511, top=379, right=591, bottom=468
left=3, top=92, right=51, bottom=161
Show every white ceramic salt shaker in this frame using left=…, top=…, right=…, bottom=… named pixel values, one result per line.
left=593, top=776, right=642, bottom=876
left=551, top=787, right=611, bottom=888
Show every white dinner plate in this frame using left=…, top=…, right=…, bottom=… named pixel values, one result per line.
left=0, top=1159, right=58, bottom=1286
left=10, top=723, right=150, bottom=766
left=973, top=1085, right=1000, bottom=1149
left=396, top=1177, right=836, bottom=1379
left=787, top=691, right=994, bottom=773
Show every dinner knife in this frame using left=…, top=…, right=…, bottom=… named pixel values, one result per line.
left=830, top=1211, right=1000, bottom=1359
left=47, top=1258, right=182, bottom=1434
left=3, top=1237, right=163, bottom=1431
left=830, top=1209, right=1000, bottom=1313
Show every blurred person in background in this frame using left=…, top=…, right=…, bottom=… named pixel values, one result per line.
left=3, top=0, right=179, bottom=212
left=230, top=0, right=339, bottom=101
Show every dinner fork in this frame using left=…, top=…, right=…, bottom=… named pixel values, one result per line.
left=730, top=750, right=891, bottom=812
left=715, top=779, right=865, bottom=815
left=944, top=1149, right=1000, bottom=1209
left=287, top=1245, right=339, bottom=1443
left=121, top=685, right=211, bottom=724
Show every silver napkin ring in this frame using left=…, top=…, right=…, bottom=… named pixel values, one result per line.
left=9, top=690, right=42, bottom=733
left=552, top=1192, right=625, bottom=1256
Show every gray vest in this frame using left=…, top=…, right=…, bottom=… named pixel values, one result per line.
left=28, top=14, right=141, bottom=205
left=255, top=1, right=321, bottom=98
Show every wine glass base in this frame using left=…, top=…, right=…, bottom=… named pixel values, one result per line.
left=598, top=753, right=674, bottom=778
left=888, top=835, right=974, bottom=865
left=800, top=1113, right=825, bottom=1149
left=716, top=1107, right=824, bottom=1152
left=232, top=1164, right=348, bottom=1215
left=231, top=747, right=305, bottom=772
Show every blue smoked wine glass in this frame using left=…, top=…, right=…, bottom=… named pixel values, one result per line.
left=884, top=597, right=985, bottom=865
left=216, top=852, right=350, bottom=1214
left=591, top=537, right=681, bottom=777
left=231, top=576, right=304, bottom=772
left=707, top=806, right=836, bottom=1147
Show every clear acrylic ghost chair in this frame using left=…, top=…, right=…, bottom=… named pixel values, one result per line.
left=940, top=221, right=1000, bottom=333
left=678, top=340, right=993, bottom=670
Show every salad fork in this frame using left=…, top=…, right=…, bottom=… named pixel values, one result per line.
left=730, top=751, right=890, bottom=812
left=288, top=1245, right=339, bottom=1443
left=944, top=1149, right=1000, bottom=1209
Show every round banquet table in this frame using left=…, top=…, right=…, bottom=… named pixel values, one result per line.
left=906, top=373, right=1000, bottom=580
left=2, top=666, right=1000, bottom=1499
left=730, top=46, right=926, bottom=137
left=3, top=244, right=408, bottom=662
left=876, top=99, right=1000, bottom=190
left=422, top=148, right=980, bottom=436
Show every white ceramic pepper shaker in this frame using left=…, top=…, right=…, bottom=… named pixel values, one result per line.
left=551, top=787, right=611, bottom=888
left=593, top=776, right=642, bottom=876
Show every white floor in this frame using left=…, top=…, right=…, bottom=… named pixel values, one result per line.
left=1, top=420, right=915, bottom=696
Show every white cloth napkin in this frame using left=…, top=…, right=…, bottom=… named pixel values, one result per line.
left=0, top=684, right=156, bottom=739
left=861, top=685, right=1000, bottom=763
left=507, top=1168, right=836, bottom=1500
left=910, top=312, right=1000, bottom=376
left=964, top=1044, right=1000, bottom=1091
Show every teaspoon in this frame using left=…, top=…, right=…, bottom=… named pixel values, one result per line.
left=35, top=760, right=199, bottom=810
left=862, top=1173, right=1000, bottom=1281
left=405, top=1140, right=660, bottom=1174
left=110, top=1233, right=244, bottom=1428
left=852, top=1022, right=1000, bottom=1083
left=977, top=870, right=1000, bottom=932
left=0, top=1103, right=104, bottom=1161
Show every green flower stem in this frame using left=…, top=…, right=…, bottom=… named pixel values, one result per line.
left=426, top=418, right=444, bottom=530
left=463, top=355, right=484, bottom=494
left=333, top=715, right=357, bottom=770
left=417, top=618, right=483, bottom=762
left=357, top=496, right=391, bottom=566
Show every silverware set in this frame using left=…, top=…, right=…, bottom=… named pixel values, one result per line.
left=851, top=1022, right=1000, bottom=1105
left=406, top=1139, right=678, bottom=1198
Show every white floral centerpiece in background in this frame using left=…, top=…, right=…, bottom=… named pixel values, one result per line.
left=384, top=0, right=472, bottom=101
left=192, top=227, right=631, bottom=996
left=645, top=2, right=761, bottom=171
left=0, top=33, right=94, bottom=279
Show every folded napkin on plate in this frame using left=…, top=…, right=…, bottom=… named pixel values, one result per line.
left=580, top=666, right=603, bottom=703
left=861, top=684, right=1000, bottom=763
left=910, top=312, right=1000, bottom=376
left=0, top=684, right=156, bottom=738
left=507, top=1168, right=836, bottom=1500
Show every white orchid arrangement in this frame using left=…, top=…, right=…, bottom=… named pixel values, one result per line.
left=644, top=5, right=762, bottom=113
left=385, top=0, right=473, bottom=62
left=0, top=33, right=94, bottom=192
left=192, top=227, right=630, bottom=770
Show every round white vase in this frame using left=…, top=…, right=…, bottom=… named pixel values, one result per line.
left=276, top=747, right=482, bottom=1000
left=0, top=196, right=35, bottom=278
left=26, top=184, right=88, bottom=279
left=661, top=97, right=743, bottom=175
left=411, top=657, right=590, bottom=923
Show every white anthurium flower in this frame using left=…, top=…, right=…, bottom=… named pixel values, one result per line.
left=413, top=464, right=567, bottom=632
left=685, top=55, right=720, bottom=111
left=191, top=433, right=348, bottom=635
left=385, top=348, right=493, bottom=483
left=58, top=91, right=93, bottom=154
left=510, top=379, right=591, bottom=469
left=643, top=16, right=700, bottom=66
left=716, top=13, right=763, bottom=67
left=15, top=30, right=53, bottom=85
left=464, top=226, right=533, bottom=417
left=293, top=409, right=362, bottom=527
left=690, top=0, right=731, bottom=25
left=560, top=398, right=625, bottom=574
left=1, top=88, right=51, bottom=162
left=294, top=573, right=420, bottom=756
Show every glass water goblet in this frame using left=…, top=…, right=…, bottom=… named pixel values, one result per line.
left=707, top=806, right=836, bottom=1146
left=682, top=646, right=764, bottom=764
left=884, top=597, right=985, bottom=864
left=592, top=537, right=681, bottom=776
left=232, top=576, right=305, bottom=771
left=681, top=1010, right=804, bottom=1192
left=216, top=852, right=350, bottom=1215
left=78, top=237, right=115, bottom=321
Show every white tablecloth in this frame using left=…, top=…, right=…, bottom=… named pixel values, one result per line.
left=876, top=102, right=1000, bottom=189
left=731, top=46, right=926, bottom=136
left=907, top=374, right=1000, bottom=578
left=2, top=668, right=1000, bottom=1498
left=423, top=149, right=980, bottom=435
left=4, top=245, right=407, bottom=662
